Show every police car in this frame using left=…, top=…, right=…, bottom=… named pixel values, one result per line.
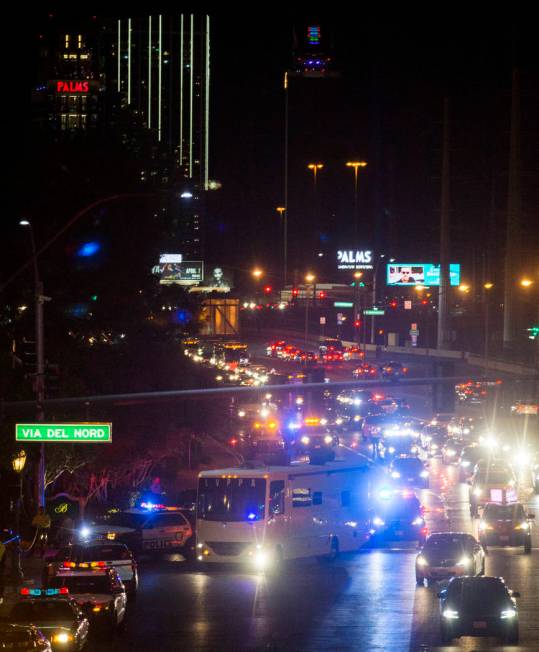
left=8, top=588, right=89, bottom=650
left=47, top=569, right=127, bottom=632
left=44, top=542, right=138, bottom=597
left=86, top=503, right=195, bottom=557
left=0, top=624, right=52, bottom=652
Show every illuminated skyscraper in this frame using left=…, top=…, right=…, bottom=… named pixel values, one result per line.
left=113, top=14, right=211, bottom=192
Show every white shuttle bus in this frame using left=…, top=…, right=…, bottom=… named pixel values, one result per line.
left=196, top=461, right=376, bottom=570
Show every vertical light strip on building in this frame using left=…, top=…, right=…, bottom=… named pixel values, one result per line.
left=204, top=15, right=210, bottom=190
left=117, top=20, right=121, bottom=92
left=148, top=15, right=152, bottom=128
left=158, top=14, right=163, bottom=142
left=179, top=14, right=184, bottom=167
left=189, top=14, right=194, bottom=177
left=127, top=18, right=132, bottom=104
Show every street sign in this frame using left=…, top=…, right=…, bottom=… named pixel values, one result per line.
left=16, top=423, right=112, bottom=443
left=409, top=329, right=419, bottom=336
left=333, top=301, right=354, bottom=308
left=404, top=300, right=412, bottom=310
left=337, top=312, right=345, bottom=324
left=363, top=308, right=385, bottom=316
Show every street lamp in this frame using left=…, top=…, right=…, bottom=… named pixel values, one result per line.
left=276, top=207, right=287, bottom=286
left=483, top=282, right=494, bottom=374
left=520, top=278, right=534, bottom=288
left=345, top=161, right=367, bottom=247
left=304, top=273, right=316, bottom=348
left=252, top=268, right=263, bottom=279
left=353, top=271, right=363, bottom=347
left=19, top=219, right=46, bottom=509
left=458, top=284, right=470, bottom=294
left=11, top=450, right=27, bottom=581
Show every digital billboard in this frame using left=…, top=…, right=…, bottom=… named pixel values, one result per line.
left=189, top=266, right=234, bottom=293
left=158, top=262, right=203, bottom=285
left=386, top=263, right=461, bottom=286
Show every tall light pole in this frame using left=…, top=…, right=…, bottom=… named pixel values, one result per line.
left=483, top=282, right=494, bottom=374
left=19, top=220, right=46, bottom=509
left=276, top=206, right=286, bottom=287
left=307, top=163, right=323, bottom=258
left=345, top=161, right=367, bottom=248
left=11, top=450, right=26, bottom=580
left=304, top=273, right=316, bottom=348
left=353, top=271, right=363, bottom=347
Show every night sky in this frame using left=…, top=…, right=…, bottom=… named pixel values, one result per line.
left=8, top=9, right=539, bottom=290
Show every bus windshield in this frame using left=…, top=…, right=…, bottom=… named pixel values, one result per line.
left=197, top=477, right=266, bottom=522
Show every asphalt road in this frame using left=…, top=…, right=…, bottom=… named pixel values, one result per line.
left=83, top=448, right=539, bottom=652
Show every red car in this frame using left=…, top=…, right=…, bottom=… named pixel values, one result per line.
left=353, top=363, right=378, bottom=378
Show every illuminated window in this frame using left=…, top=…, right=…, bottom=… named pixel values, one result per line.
left=80, top=54, right=89, bottom=60
left=292, top=488, right=311, bottom=508
left=60, top=114, right=68, bottom=130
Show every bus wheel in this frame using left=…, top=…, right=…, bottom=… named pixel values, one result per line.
left=328, top=537, right=340, bottom=562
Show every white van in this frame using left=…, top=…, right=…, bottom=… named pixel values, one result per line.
left=196, top=461, right=376, bottom=570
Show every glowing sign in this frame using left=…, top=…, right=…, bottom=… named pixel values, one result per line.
left=56, top=81, right=89, bottom=93
left=307, top=25, right=320, bottom=45
left=337, top=250, right=373, bottom=270
left=16, top=423, right=112, bottom=443
left=386, top=264, right=461, bottom=286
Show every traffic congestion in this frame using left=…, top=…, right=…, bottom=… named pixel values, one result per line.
left=2, top=336, right=537, bottom=650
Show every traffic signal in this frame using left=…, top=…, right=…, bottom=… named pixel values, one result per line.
left=354, top=319, right=361, bottom=328
left=421, top=299, right=428, bottom=305
left=389, top=300, right=398, bottom=309
left=318, top=291, right=326, bottom=299
left=264, top=285, right=272, bottom=294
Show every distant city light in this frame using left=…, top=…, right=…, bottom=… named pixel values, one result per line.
left=180, top=191, right=193, bottom=199
left=77, top=241, right=101, bottom=257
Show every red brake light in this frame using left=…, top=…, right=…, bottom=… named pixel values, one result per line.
left=20, top=588, right=30, bottom=596
left=59, top=587, right=69, bottom=594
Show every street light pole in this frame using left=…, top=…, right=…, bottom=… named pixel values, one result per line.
left=307, top=164, right=323, bottom=258
left=345, top=161, right=367, bottom=248
left=276, top=207, right=286, bottom=287
left=304, top=274, right=316, bottom=349
left=20, top=221, right=46, bottom=509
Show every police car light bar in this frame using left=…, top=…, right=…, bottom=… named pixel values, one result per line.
left=20, top=587, right=69, bottom=597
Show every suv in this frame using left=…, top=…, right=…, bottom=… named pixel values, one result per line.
left=479, top=502, right=534, bottom=553
left=390, top=457, right=429, bottom=488
left=371, top=491, right=427, bottom=544
left=469, top=464, right=517, bottom=517
left=45, top=542, right=138, bottom=597
left=416, top=532, right=485, bottom=586
left=439, top=576, right=519, bottom=644
left=88, top=505, right=194, bottom=557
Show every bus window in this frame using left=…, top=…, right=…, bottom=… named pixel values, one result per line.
left=341, top=490, right=351, bottom=507
left=312, top=492, right=323, bottom=506
left=292, top=488, right=312, bottom=508
left=197, top=477, right=266, bottom=522
left=269, top=480, right=285, bottom=515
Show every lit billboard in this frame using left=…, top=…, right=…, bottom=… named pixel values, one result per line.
left=158, top=262, right=203, bottom=285
left=386, top=264, right=461, bottom=286
left=189, top=267, right=234, bottom=293
left=337, top=250, right=374, bottom=270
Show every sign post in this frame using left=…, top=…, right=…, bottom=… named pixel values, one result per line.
left=16, top=423, right=112, bottom=443
left=409, top=323, right=419, bottom=347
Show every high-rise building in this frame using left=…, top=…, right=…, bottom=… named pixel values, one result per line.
left=112, top=14, right=211, bottom=192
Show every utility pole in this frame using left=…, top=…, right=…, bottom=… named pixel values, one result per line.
left=503, top=67, right=521, bottom=349
left=437, top=98, right=451, bottom=350
left=283, top=71, right=289, bottom=287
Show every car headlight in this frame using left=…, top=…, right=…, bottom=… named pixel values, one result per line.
left=336, top=418, right=343, bottom=425
left=446, top=449, right=456, bottom=456
left=461, top=460, right=470, bottom=467
left=515, top=521, right=529, bottom=530
left=254, top=550, right=270, bottom=570
left=420, top=470, right=429, bottom=478
left=457, top=556, right=472, bottom=567
left=410, top=446, right=419, bottom=454
left=79, top=526, right=91, bottom=540
left=388, top=447, right=396, bottom=454
left=463, top=428, right=470, bottom=435
left=431, top=444, right=438, bottom=450
left=416, top=555, right=428, bottom=567
left=300, top=436, right=310, bottom=445
left=501, top=609, right=517, bottom=619
left=478, top=521, right=492, bottom=531
left=51, top=632, right=74, bottom=644
left=443, top=609, right=459, bottom=619
left=391, top=471, right=401, bottom=479
left=373, top=516, right=385, bottom=527
left=412, top=517, right=424, bottom=526
left=354, top=415, right=361, bottom=422
left=473, top=488, right=482, bottom=497
left=324, top=435, right=333, bottom=445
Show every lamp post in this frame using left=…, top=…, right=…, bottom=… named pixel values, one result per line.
left=483, top=283, right=494, bottom=374
left=276, top=207, right=286, bottom=286
left=304, top=273, right=316, bottom=348
left=345, top=161, right=367, bottom=248
left=11, top=450, right=27, bottom=581
left=370, top=254, right=391, bottom=344
left=19, top=220, right=46, bottom=510
left=307, top=164, right=323, bottom=257
left=353, top=271, right=363, bottom=347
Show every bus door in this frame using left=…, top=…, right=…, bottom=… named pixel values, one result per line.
left=266, top=479, right=288, bottom=552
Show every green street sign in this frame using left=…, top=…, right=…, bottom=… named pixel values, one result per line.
left=333, top=301, right=354, bottom=308
left=16, top=423, right=112, bottom=443
left=363, top=309, right=385, bottom=316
